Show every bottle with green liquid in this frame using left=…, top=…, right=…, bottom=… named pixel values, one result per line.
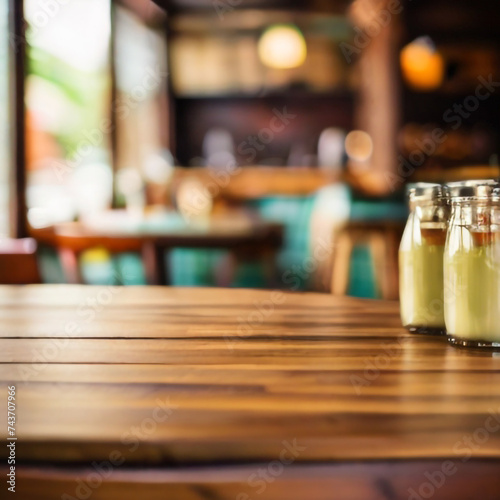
left=399, top=183, right=449, bottom=335
left=444, top=180, right=500, bottom=348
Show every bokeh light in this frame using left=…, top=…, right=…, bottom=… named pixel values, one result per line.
left=345, top=130, right=373, bottom=162
left=176, top=178, right=213, bottom=223
left=258, top=24, right=307, bottom=69
left=400, top=37, right=444, bottom=91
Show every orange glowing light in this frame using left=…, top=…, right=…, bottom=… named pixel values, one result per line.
left=400, top=38, right=444, bottom=91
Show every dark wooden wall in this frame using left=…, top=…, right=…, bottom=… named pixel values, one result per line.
left=175, top=92, right=354, bottom=166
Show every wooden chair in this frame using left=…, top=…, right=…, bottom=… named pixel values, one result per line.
left=50, top=224, right=145, bottom=285
left=149, top=222, right=284, bottom=286
left=0, top=238, right=41, bottom=284
left=330, top=221, right=404, bottom=300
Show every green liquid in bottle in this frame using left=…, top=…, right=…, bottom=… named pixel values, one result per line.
left=444, top=230, right=500, bottom=341
left=400, top=243, right=445, bottom=329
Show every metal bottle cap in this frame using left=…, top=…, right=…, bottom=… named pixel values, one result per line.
left=406, top=182, right=444, bottom=201
left=445, top=179, right=500, bottom=200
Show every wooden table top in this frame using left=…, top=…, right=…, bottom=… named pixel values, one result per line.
left=2, top=285, right=500, bottom=499
left=40, top=211, right=284, bottom=249
left=60, top=209, right=279, bottom=237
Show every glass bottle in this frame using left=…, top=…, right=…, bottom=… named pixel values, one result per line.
left=399, top=183, right=449, bottom=334
left=444, top=180, right=500, bottom=348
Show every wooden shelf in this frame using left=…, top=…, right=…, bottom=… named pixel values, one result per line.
left=173, top=89, right=355, bottom=100
left=171, top=166, right=341, bottom=200
left=153, top=0, right=351, bottom=14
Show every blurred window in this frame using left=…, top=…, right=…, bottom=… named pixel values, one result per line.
left=24, top=0, right=112, bottom=228
left=114, top=4, right=171, bottom=207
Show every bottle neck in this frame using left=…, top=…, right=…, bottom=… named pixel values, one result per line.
left=409, top=198, right=449, bottom=224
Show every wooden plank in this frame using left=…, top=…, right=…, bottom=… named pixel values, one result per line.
left=6, top=461, right=500, bottom=500
left=1, top=378, right=500, bottom=462
left=0, top=285, right=402, bottom=338
left=0, top=285, right=398, bottom=309
left=3, top=364, right=500, bottom=396
left=9, top=432, right=500, bottom=464
left=2, top=337, right=500, bottom=370
left=6, top=380, right=500, bottom=414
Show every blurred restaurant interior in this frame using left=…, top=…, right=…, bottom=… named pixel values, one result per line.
left=1, top=0, right=500, bottom=296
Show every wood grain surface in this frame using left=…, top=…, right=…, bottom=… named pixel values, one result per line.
left=1, top=285, right=500, bottom=499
